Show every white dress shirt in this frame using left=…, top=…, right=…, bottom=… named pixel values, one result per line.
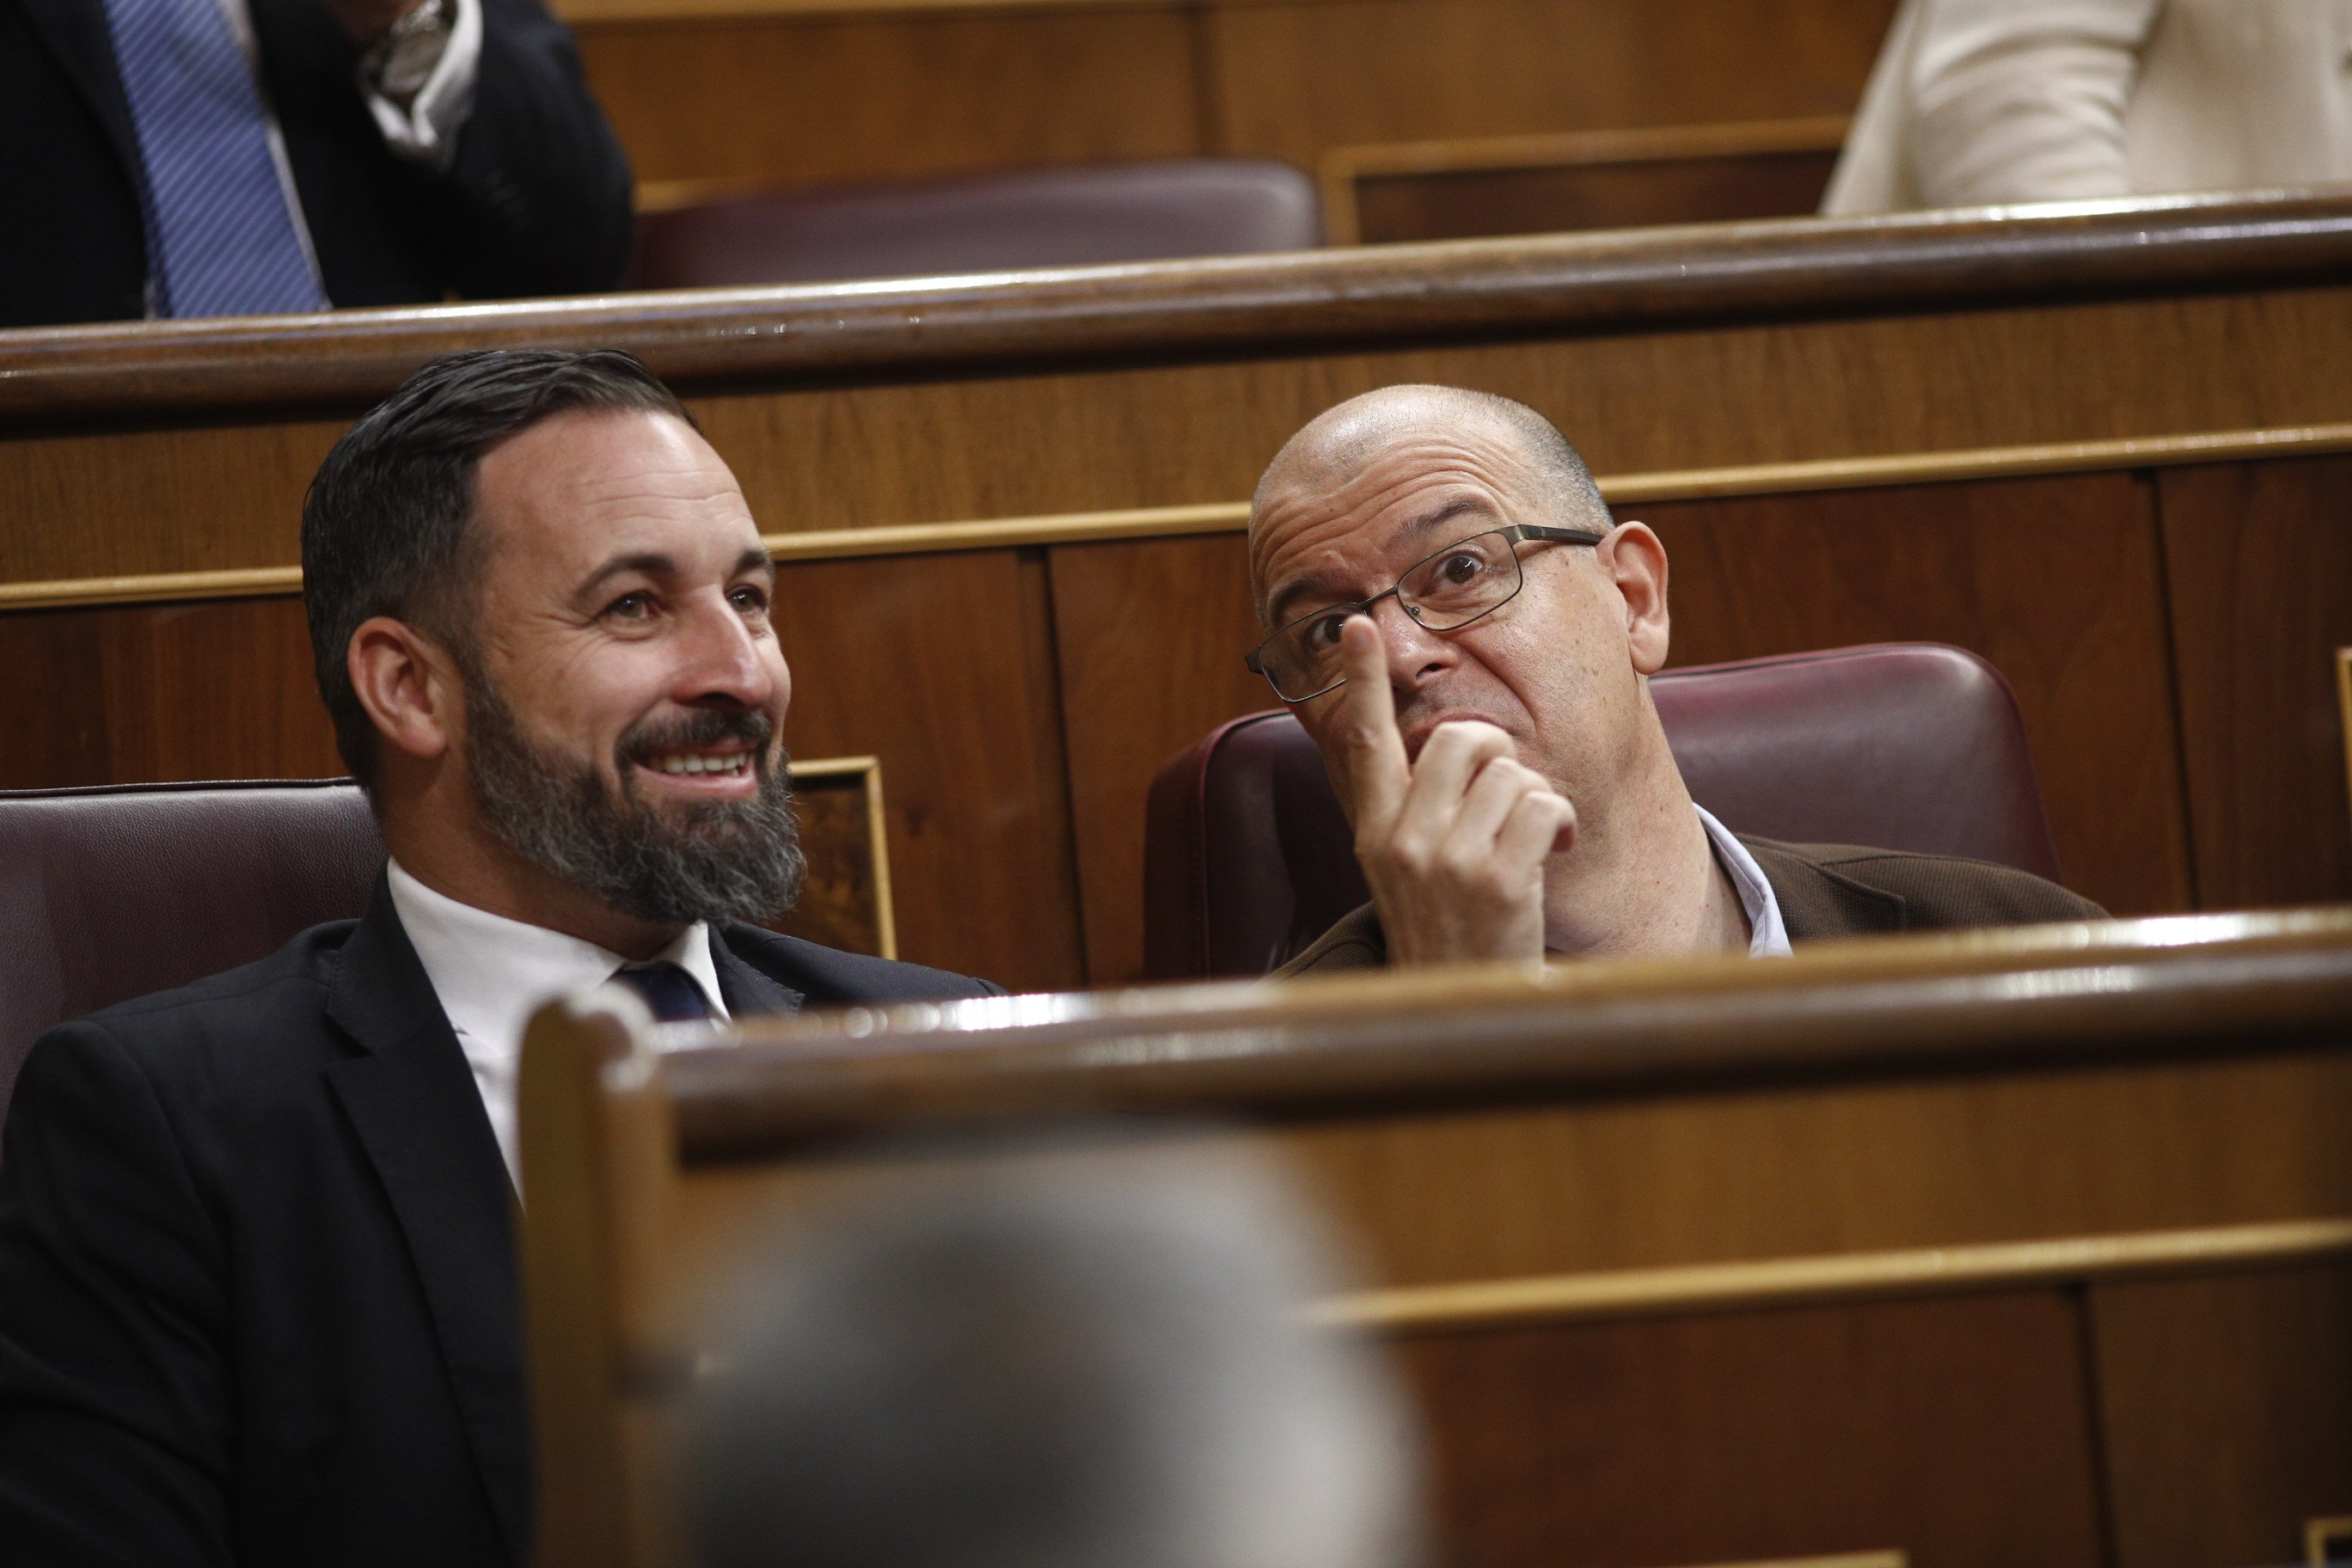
left=190, top=0, right=482, bottom=309
left=1696, top=805, right=1793, bottom=959
left=1824, top=0, right=2352, bottom=214
left=386, top=860, right=731, bottom=1190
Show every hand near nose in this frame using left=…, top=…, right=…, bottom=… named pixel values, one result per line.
left=1331, top=616, right=1577, bottom=967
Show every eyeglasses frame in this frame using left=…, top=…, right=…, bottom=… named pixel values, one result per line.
left=1244, top=522, right=1612, bottom=703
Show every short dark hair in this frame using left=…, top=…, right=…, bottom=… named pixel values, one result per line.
left=301, top=348, right=695, bottom=789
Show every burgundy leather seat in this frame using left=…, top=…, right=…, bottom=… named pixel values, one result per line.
left=0, top=779, right=382, bottom=1138
left=634, top=158, right=1322, bottom=290
left=1143, top=643, right=2062, bottom=979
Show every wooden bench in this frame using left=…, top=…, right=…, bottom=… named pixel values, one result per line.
left=518, top=908, right=2352, bottom=1567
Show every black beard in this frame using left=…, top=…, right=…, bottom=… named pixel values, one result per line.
left=462, top=675, right=806, bottom=928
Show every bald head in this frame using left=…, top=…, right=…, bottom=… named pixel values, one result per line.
left=1253, top=386, right=1605, bottom=547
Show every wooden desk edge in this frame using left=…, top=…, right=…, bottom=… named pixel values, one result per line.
left=8, top=191, right=2352, bottom=426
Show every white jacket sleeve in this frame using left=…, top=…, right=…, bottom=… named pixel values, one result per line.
left=1908, top=0, right=2164, bottom=205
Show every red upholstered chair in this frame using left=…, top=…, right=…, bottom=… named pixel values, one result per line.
left=0, top=779, right=382, bottom=1139
left=634, top=158, right=1322, bottom=290
left=1142, top=643, right=2063, bottom=980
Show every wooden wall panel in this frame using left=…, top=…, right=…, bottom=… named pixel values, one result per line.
left=575, top=9, right=1201, bottom=191
left=1650, top=474, right=2194, bottom=917
left=2159, top=458, right=2352, bottom=913
left=1047, top=533, right=1265, bottom=985
left=1208, top=0, right=1894, bottom=166
left=1400, top=1292, right=2103, bottom=1568
left=2093, top=1262, right=2352, bottom=1568
left=0, top=598, right=341, bottom=789
left=769, top=548, right=1087, bottom=991
left=1351, top=147, right=1840, bottom=246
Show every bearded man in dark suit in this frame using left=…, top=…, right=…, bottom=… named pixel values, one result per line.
left=0, top=349, right=1001, bottom=1566
left=1243, top=384, right=2104, bottom=976
left=1, top=0, right=632, bottom=327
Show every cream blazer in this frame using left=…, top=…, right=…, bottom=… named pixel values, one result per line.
left=1822, top=0, right=2352, bottom=213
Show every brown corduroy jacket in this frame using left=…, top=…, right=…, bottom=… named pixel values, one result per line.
left=1276, top=836, right=2107, bottom=977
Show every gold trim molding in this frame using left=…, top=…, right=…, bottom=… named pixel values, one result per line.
left=12, top=422, right=2352, bottom=614
left=1311, top=1216, right=2352, bottom=1334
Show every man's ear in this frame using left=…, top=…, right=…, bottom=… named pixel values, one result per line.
left=1601, top=521, right=1671, bottom=675
left=347, top=616, right=462, bottom=763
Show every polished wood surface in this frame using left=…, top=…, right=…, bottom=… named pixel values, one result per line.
left=518, top=913, right=2352, bottom=1568
left=2159, top=457, right=2352, bottom=914
left=6, top=193, right=2349, bottom=426
left=1403, top=1294, right=2102, bottom=1568
left=561, top=0, right=1890, bottom=247
left=2093, top=1263, right=2352, bottom=1568
left=1330, top=117, right=1851, bottom=248
left=578, top=8, right=1198, bottom=190
left=656, top=910, right=2352, bottom=1154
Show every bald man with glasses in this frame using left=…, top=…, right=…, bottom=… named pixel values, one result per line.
left=1245, top=385, right=2102, bottom=974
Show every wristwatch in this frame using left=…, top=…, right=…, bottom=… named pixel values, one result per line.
left=364, top=0, right=453, bottom=104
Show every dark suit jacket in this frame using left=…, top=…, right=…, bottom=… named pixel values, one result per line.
left=0, top=881, right=998, bottom=1566
left=1277, top=836, right=2110, bottom=975
left=2, top=0, right=634, bottom=327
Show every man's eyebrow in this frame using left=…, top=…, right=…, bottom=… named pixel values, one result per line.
left=733, top=546, right=776, bottom=583
left=1263, top=495, right=1498, bottom=626
left=573, top=551, right=677, bottom=604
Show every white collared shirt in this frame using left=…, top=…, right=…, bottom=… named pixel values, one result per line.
left=1695, top=805, right=1793, bottom=959
left=386, top=860, right=731, bottom=1189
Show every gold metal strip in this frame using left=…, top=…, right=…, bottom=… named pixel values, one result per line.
left=1659, top=1554, right=1904, bottom=1568
left=1311, top=1216, right=2352, bottom=1334
left=13, top=422, right=2352, bottom=612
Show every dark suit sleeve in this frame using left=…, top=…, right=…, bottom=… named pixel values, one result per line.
left=0, top=1024, right=236, bottom=1568
left=425, top=0, right=634, bottom=297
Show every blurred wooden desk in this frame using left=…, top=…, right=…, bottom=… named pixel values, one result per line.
left=7, top=193, right=2352, bottom=990
left=519, top=909, right=2352, bottom=1568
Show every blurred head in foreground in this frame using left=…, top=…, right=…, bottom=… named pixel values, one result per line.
left=683, top=1143, right=1425, bottom=1568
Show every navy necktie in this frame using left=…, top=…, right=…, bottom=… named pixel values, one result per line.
left=609, top=962, right=716, bottom=1025
left=97, top=0, right=330, bottom=317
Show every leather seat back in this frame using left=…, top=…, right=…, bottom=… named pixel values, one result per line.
left=1143, top=643, right=2063, bottom=978
left=0, top=779, right=382, bottom=1131
left=634, top=158, right=1322, bottom=290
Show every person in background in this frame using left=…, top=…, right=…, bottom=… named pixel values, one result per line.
left=684, top=1143, right=1425, bottom=1568
left=1823, top=0, right=2352, bottom=215
left=1, top=0, right=634, bottom=327
left=1244, top=384, right=2104, bottom=975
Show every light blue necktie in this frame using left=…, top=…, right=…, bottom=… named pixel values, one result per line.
left=97, top=0, right=330, bottom=317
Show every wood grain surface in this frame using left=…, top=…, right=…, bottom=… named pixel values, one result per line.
left=577, top=8, right=1198, bottom=188
left=2092, top=1262, right=2352, bottom=1568
left=6, top=193, right=2350, bottom=427
left=1402, top=1292, right=2102, bottom=1568
left=2159, top=457, right=2352, bottom=916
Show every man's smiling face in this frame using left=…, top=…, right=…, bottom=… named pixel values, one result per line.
left=466, top=405, right=791, bottom=813
left=1248, top=395, right=1657, bottom=814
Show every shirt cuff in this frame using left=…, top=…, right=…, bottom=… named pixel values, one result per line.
left=362, top=0, right=482, bottom=173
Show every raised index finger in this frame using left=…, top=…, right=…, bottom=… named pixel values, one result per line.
left=1335, top=615, right=1409, bottom=834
